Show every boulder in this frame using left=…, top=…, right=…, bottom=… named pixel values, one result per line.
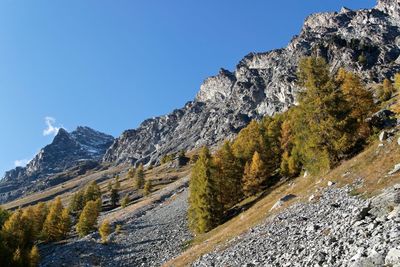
left=379, top=131, right=388, bottom=142
left=389, top=164, right=400, bottom=175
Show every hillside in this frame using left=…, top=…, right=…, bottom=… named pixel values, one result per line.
left=1, top=1, right=400, bottom=267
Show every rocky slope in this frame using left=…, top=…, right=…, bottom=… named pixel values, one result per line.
left=39, top=178, right=191, bottom=267
left=193, top=184, right=400, bottom=267
left=0, top=126, right=114, bottom=204
left=104, top=0, right=400, bottom=166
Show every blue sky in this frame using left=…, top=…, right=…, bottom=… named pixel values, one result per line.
left=0, top=0, right=376, bottom=176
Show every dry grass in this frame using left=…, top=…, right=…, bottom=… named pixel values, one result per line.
left=165, top=133, right=400, bottom=267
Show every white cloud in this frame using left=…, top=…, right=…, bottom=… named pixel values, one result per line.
left=43, top=116, right=60, bottom=136
left=14, top=159, right=30, bottom=167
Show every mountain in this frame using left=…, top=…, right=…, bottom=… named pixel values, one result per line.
left=104, top=0, right=400, bottom=166
left=0, top=126, right=114, bottom=203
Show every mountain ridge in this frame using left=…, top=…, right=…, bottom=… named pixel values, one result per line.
left=103, top=0, right=400, bottom=166
left=0, top=126, right=114, bottom=203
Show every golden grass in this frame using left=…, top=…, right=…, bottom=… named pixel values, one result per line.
left=165, top=134, right=400, bottom=267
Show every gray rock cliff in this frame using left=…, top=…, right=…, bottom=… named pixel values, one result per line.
left=104, top=0, right=400, bottom=166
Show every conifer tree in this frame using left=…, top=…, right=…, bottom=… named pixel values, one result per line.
left=294, top=57, right=355, bottom=174
left=68, top=189, right=85, bottom=214
left=127, top=167, right=136, bottom=180
left=143, top=180, right=152, bottom=196
left=31, top=202, right=48, bottom=239
left=232, top=120, right=266, bottom=163
left=99, top=220, right=111, bottom=244
left=134, top=164, right=145, bottom=190
left=0, top=206, right=10, bottom=229
left=2, top=209, right=34, bottom=252
left=29, top=245, right=40, bottom=267
left=76, top=200, right=100, bottom=237
left=279, top=118, right=301, bottom=178
left=84, top=181, right=101, bottom=203
left=242, top=151, right=268, bottom=197
left=114, top=176, right=121, bottom=189
left=59, top=208, right=71, bottom=239
left=43, top=197, right=66, bottom=241
left=395, top=73, right=400, bottom=91
left=336, top=68, right=375, bottom=144
left=121, top=195, right=130, bottom=208
left=110, top=188, right=119, bottom=208
left=188, top=147, right=222, bottom=234
left=213, top=141, right=243, bottom=209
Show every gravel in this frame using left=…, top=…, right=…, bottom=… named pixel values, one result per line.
left=39, top=187, right=192, bottom=267
left=194, top=185, right=400, bottom=267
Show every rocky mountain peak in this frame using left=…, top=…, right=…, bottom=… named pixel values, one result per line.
left=0, top=126, right=114, bottom=204
left=103, top=2, right=400, bottom=167
left=377, top=0, right=400, bottom=19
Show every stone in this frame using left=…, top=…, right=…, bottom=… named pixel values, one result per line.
left=389, top=164, right=400, bottom=175
left=270, top=194, right=297, bottom=211
left=398, top=137, right=400, bottom=146
left=385, top=248, right=400, bottom=265
left=328, top=181, right=335, bottom=187
left=379, top=131, right=388, bottom=142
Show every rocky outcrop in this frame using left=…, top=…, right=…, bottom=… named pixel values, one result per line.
left=0, top=126, right=114, bottom=204
left=104, top=1, right=400, bottom=166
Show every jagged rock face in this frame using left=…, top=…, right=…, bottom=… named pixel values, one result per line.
left=0, top=126, right=114, bottom=204
left=104, top=1, right=400, bottom=166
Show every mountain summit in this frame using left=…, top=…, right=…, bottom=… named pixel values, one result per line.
left=104, top=0, right=400, bottom=166
left=0, top=126, right=114, bottom=203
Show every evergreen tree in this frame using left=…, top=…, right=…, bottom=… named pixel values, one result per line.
left=127, top=167, right=136, bottom=180
left=294, top=57, right=355, bottom=174
left=395, top=73, right=400, bottom=91
left=336, top=68, right=375, bottom=145
left=279, top=117, right=301, bottom=177
left=114, top=176, right=121, bottom=189
left=29, top=245, right=40, bottom=267
left=0, top=206, right=10, bottom=229
left=110, top=188, right=119, bottom=208
left=134, top=164, right=145, bottom=190
left=84, top=181, right=101, bottom=203
left=76, top=200, right=99, bottom=237
left=213, top=141, right=243, bottom=209
left=188, top=147, right=222, bottom=234
left=143, top=180, right=152, bottom=196
left=232, top=120, right=266, bottom=164
left=68, top=189, right=85, bottom=214
left=42, top=197, right=67, bottom=242
left=242, top=151, right=268, bottom=197
left=99, top=220, right=111, bottom=243
left=59, top=208, right=71, bottom=239
left=121, top=195, right=130, bottom=208
left=31, top=203, right=48, bottom=239
left=2, top=209, right=34, bottom=252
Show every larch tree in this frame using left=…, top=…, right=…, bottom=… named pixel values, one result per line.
left=188, top=146, right=222, bottom=234
left=293, top=57, right=355, bottom=174
left=42, top=197, right=66, bottom=242
left=76, top=200, right=100, bottom=237
left=242, top=151, right=268, bottom=197
left=213, top=141, right=243, bottom=209
left=134, top=164, right=145, bottom=190
left=99, top=220, right=111, bottom=244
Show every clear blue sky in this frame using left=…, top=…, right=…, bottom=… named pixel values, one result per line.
left=0, top=0, right=376, bottom=176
